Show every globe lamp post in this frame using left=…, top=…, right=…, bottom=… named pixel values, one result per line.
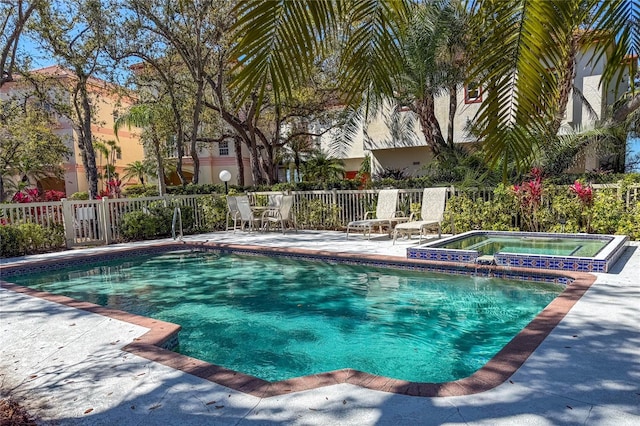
left=219, top=170, right=231, bottom=194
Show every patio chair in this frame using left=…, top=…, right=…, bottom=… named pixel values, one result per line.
left=261, top=195, right=297, bottom=234
left=234, top=195, right=261, bottom=232
left=393, top=187, right=448, bottom=244
left=225, top=196, right=240, bottom=231
left=346, top=189, right=407, bottom=240
left=267, top=193, right=283, bottom=208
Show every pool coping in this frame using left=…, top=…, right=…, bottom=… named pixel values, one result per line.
left=0, top=241, right=596, bottom=398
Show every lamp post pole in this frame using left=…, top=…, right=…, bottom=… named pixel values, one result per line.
left=219, top=170, right=231, bottom=195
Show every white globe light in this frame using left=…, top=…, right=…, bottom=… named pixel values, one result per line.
left=219, top=170, right=231, bottom=182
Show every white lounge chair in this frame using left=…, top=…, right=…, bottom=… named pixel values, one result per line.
left=346, top=189, right=407, bottom=239
left=261, top=195, right=297, bottom=233
left=234, top=195, right=261, bottom=232
left=393, top=187, right=448, bottom=244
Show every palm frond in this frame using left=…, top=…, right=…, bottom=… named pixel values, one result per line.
left=229, top=0, right=337, bottom=106
left=571, top=85, right=599, bottom=123
left=327, top=105, right=367, bottom=158
left=590, top=0, right=640, bottom=97
left=468, top=0, right=579, bottom=173
left=339, top=0, right=412, bottom=105
left=113, top=103, right=154, bottom=138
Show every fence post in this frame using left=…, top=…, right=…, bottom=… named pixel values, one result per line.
left=61, top=198, right=75, bottom=248
left=101, top=198, right=112, bottom=245
left=448, top=186, right=456, bottom=235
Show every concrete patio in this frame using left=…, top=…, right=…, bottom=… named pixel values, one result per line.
left=1, top=231, right=639, bottom=425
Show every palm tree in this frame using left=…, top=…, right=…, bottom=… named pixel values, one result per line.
left=122, top=160, right=152, bottom=185
left=395, top=0, right=471, bottom=155
left=229, top=1, right=412, bottom=107
left=229, top=0, right=639, bottom=176
left=301, top=150, right=345, bottom=183
left=114, top=104, right=168, bottom=195
left=466, top=0, right=639, bottom=176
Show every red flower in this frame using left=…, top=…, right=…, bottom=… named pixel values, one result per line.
left=530, top=167, right=543, bottom=180
left=27, top=188, right=40, bottom=200
left=12, top=192, right=30, bottom=203
left=43, top=190, right=65, bottom=201
left=570, top=180, right=593, bottom=207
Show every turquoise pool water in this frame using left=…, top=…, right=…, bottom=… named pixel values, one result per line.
left=11, top=251, right=562, bottom=383
left=436, top=235, right=609, bottom=257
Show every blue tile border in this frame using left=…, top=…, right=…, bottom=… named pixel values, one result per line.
left=407, top=231, right=629, bottom=273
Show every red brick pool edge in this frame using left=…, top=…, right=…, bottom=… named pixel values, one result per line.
left=0, top=242, right=596, bottom=398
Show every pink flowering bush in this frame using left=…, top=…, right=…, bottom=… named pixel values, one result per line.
left=98, top=179, right=122, bottom=199
left=12, top=188, right=65, bottom=203
left=513, top=168, right=544, bottom=232
left=570, top=180, right=593, bottom=207
left=569, top=180, right=594, bottom=232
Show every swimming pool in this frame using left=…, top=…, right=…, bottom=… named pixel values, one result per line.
left=8, top=249, right=563, bottom=384
left=408, top=231, right=628, bottom=272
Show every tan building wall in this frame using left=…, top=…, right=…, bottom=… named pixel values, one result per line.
left=321, top=42, right=632, bottom=178
left=1, top=66, right=144, bottom=197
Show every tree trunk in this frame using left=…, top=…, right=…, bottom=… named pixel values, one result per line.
left=190, top=81, right=205, bottom=184
left=259, top=136, right=278, bottom=184
left=447, top=83, right=458, bottom=148
left=0, top=176, right=5, bottom=202
left=248, top=139, right=263, bottom=184
left=415, top=93, right=446, bottom=155
left=79, top=80, right=98, bottom=199
left=169, top=94, right=186, bottom=186
left=152, top=135, right=166, bottom=195
left=550, top=37, right=577, bottom=136
left=234, top=136, right=245, bottom=186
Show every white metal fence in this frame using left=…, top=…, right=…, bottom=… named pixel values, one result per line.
left=0, top=195, right=216, bottom=249
left=1, top=184, right=639, bottom=249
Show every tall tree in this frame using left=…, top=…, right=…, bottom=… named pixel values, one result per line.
left=124, top=0, right=232, bottom=185
left=393, top=0, right=471, bottom=155
left=29, top=0, right=116, bottom=198
left=0, top=0, right=40, bottom=86
left=114, top=102, right=173, bottom=195
left=0, top=99, right=70, bottom=201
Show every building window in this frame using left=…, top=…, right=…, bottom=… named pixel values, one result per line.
left=464, top=82, right=482, bottom=104
left=219, top=140, right=229, bottom=156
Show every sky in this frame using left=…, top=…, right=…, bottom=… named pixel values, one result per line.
left=627, top=136, right=640, bottom=172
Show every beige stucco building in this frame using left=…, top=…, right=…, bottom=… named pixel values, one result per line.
left=321, top=41, right=636, bottom=179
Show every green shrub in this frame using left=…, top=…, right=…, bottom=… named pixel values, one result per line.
left=0, top=225, right=23, bottom=257
left=17, top=223, right=46, bottom=252
left=120, top=211, right=165, bottom=240
left=616, top=202, right=640, bottom=240
left=46, top=224, right=65, bottom=248
left=200, top=195, right=228, bottom=231
left=296, top=198, right=341, bottom=230
left=166, top=183, right=224, bottom=195
left=123, top=184, right=159, bottom=197
left=69, top=191, right=89, bottom=200
left=443, top=185, right=520, bottom=234
left=589, top=189, right=625, bottom=235
left=0, top=223, right=65, bottom=257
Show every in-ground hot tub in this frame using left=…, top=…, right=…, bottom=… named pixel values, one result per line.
left=407, top=230, right=628, bottom=273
